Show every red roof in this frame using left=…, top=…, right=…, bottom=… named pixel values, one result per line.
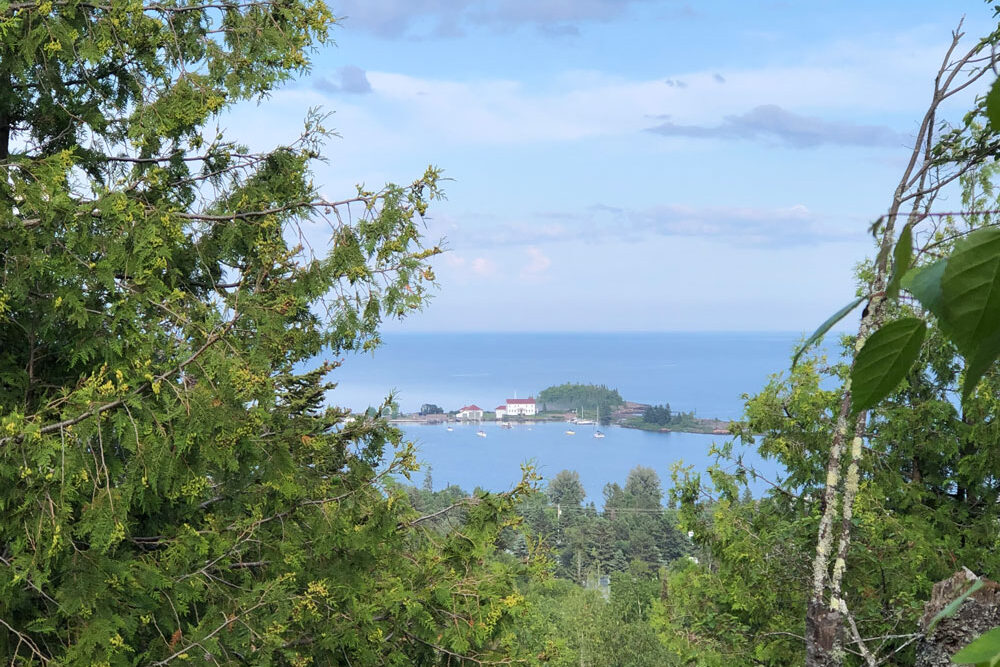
left=496, top=405, right=507, bottom=410
left=507, top=398, right=535, bottom=404
left=460, top=405, right=482, bottom=412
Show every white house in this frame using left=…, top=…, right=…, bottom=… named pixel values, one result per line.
left=458, top=405, right=484, bottom=420
left=495, top=405, right=507, bottom=419
left=505, top=397, right=537, bottom=416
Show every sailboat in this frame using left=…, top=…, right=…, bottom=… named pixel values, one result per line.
left=593, top=406, right=606, bottom=439
left=476, top=428, right=487, bottom=438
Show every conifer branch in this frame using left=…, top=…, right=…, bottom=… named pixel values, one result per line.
left=0, top=314, right=239, bottom=447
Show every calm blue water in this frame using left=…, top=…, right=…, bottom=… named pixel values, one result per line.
left=398, top=421, right=778, bottom=506
left=327, top=332, right=817, bottom=418
left=317, top=332, right=838, bottom=501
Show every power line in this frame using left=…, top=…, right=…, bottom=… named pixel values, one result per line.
left=530, top=504, right=671, bottom=515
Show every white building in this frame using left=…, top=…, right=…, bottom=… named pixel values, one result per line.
left=495, top=405, right=507, bottom=419
left=505, top=398, right=537, bottom=416
left=458, top=405, right=484, bottom=420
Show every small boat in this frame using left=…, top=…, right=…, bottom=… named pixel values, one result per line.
left=476, top=430, right=487, bottom=438
left=500, top=422, right=513, bottom=429
left=564, top=429, right=575, bottom=436
left=591, top=407, right=605, bottom=439
left=446, top=426, right=454, bottom=432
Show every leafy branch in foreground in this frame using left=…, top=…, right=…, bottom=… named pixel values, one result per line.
left=785, top=17, right=1000, bottom=666
left=654, top=11, right=1000, bottom=667
left=0, top=0, right=539, bottom=663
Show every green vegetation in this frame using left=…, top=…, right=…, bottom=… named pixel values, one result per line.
left=641, top=404, right=674, bottom=425
left=407, top=15, right=1000, bottom=667
left=8, top=0, right=1000, bottom=664
left=663, top=18, right=1000, bottom=667
left=0, top=1, right=536, bottom=663
left=622, top=416, right=709, bottom=433
left=398, top=466, right=688, bottom=667
left=613, top=404, right=714, bottom=434
left=537, top=383, right=624, bottom=417
left=641, top=404, right=697, bottom=428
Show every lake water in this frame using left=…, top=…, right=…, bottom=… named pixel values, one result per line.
left=328, top=332, right=819, bottom=417
left=322, top=332, right=837, bottom=503
left=397, top=420, right=778, bottom=506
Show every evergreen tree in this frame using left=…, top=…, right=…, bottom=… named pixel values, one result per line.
left=549, top=469, right=586, bottom=508
left=0, top=1, right=534, bottom=662
left=624, top=466, right=663, bottom=510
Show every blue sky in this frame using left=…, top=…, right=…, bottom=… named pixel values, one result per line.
left=227, top=1, right=997, bottom=332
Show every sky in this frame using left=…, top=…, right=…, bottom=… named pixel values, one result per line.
left=225, top=1, right=998, bottom=332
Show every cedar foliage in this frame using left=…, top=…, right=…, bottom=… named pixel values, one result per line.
left=0, top=1, right=535, bottom=663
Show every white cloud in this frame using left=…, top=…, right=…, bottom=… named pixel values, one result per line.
left=315, top=65, right=373, bottom=94
left=335, top=0, right=661, bottom=38
left=646, top=104, right=907, bottom=148
left=520, top=246, right=552, bottom=279
left=322, top=37, right=958, bottom=151
left=445, top=253, right=497, bottom=277
left=228, top=30, right=971, bottom=182
left=438, top=202, right=862, bottom=248
left=472, top=257, right=497, bottom=276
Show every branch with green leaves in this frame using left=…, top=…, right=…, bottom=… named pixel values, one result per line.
left=799, top=17, right=1000, bottom=666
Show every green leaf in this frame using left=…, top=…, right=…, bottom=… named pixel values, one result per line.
left=928, top=579, right=983, bottom=632
left=953, top=626, right=1000, bottom=665
left=962, top=328, right=1000, bottom=403
left=868, top=215, right=885, bottom=239
left=940, top=229, right=1000, bottom=358
left=791, top=296, right=865, bottom=369
left=986, top=77, right=1000, bottom=130
left=885, top=223, right=913, bottom=300
left=902, top=258, right=948, bottom=319
left=850, top=317, right=926, bottom=413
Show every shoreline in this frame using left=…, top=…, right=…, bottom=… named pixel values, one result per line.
left=389, top=414, right=732, bottom=436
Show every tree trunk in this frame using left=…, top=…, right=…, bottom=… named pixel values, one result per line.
left=804, top=22, right=988, bottom=664
left=0, top=67, right=9, bottom=161
left=915, top=569, right=1000, bottom=666
left=0, top=45, right=11, bottom=163
left=806, top=601, right=843, bottom=667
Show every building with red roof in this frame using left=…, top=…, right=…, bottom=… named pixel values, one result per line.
left=458, top=405, right=484, bottom=420
left=505, top=397, right=537, bottom=417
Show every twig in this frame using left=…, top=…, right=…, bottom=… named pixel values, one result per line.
left=0, top=314, right=239, bottom=448
left=0, top=616, right=50, bottom=664
left=148, top=600, right=270, bottom=666
left=401, top=498, right=480, bottom=528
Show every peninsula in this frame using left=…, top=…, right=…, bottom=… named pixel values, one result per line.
left=389, top=383, right=732, bottom=435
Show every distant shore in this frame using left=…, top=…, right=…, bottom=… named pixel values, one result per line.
left=388, top=413, right=731, bottom=436
left=617, top=417, right=731, bottom=435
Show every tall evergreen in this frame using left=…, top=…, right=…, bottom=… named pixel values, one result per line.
left=0, top=0, right=534, bottom=662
